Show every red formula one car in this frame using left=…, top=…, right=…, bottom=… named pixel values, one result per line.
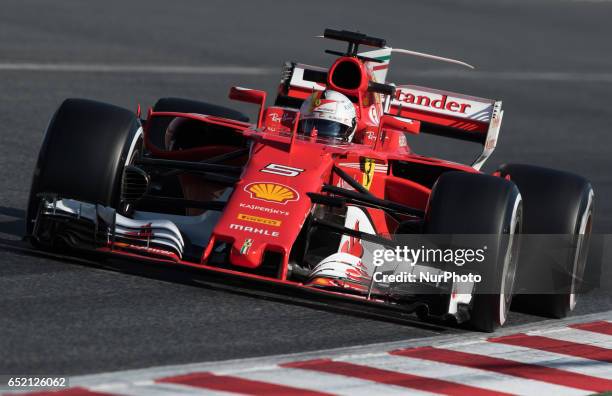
left=26, top=29, right=594, bottom=331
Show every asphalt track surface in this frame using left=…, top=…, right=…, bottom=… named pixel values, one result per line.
left=1, top=0, right=612, bottom=376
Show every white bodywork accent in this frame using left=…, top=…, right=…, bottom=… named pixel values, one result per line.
left=42, top=199, right=185, bottom=257
left=359, top=47, right=392, bottom=83
left=287, top=63, right=327, bottom=93
left=392, top=84, right=496, bottom=122
left=337, top=206, right=377, bottom=253
left=448, top=290, right=473, bottom=315
left=308, top=252, right=367, bottom=281
left=132, top=209, right=222, bottom=249
left=308, top=206, right=377, bottom=286
left=472, top=101, right=504, bottom=171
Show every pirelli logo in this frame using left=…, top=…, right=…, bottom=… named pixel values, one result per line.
left=237, top=213, right=282, bottom=227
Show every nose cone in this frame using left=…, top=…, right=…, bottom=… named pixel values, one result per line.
left=206, top=142, right=334, bottom=276
left=230, top=236, right=266, bottom=268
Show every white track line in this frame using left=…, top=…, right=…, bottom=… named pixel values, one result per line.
left=95, top=381, right=228, bottom=396
left=2, top=62, right=612, bottom=83
left=0, top=63, right=273, bottom=75
left=234, top=366, right=435, bottom=396
left=443, top=340, right=612, bottom=379
left=527, top=324, right=612, bottom=347
left=341, top=354, right=587, bottom=396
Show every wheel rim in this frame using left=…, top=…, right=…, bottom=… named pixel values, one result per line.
left=569, top=191, right=594, bottom=311
left=499, top=197, right=522, bottom=326
left=119, top=127, right=144, bottom=214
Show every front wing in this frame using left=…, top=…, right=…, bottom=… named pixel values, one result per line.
left=30, top=195, right=474, bottom=324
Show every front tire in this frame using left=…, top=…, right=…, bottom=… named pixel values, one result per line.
left=425, top=172, right=522, bottom=332
left=26, top=98, right=141, bottom=242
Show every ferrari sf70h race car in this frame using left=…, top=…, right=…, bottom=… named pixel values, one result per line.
left=26, top=29, right=594, bottom=332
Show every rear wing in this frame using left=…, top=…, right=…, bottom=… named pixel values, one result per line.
left=279, top=70, right=503, bottom=170
left=388, top=85, right=503, bottom=170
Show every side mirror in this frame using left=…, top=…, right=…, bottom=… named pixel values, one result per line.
left=263, top=107, right=300, bottom=133
left=229, top=87, right=267, bottom=128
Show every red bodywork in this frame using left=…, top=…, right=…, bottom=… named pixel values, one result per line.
left=98, top=54, right=491, bottom=300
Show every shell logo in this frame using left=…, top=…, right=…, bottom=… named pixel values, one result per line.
left=244, top=182, right=299, bottom=205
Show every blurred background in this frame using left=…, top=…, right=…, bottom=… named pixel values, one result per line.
left=1, top=0, right=611, bottom=229
left=1, top=0, right=612, bottom=375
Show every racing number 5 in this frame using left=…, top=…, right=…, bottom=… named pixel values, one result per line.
left=261, top=163, right=304, bottom=177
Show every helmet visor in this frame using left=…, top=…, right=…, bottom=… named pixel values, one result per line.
left=299, top=119, right=352, bottom=141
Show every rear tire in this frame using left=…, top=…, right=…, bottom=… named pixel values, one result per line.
left=26, top=98, right=141, bottom=239
left=425, top=172, right=522, bottom=332
left=499, top=164, right=594, bottom=318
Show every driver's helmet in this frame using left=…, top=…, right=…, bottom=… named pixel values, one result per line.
left=299, top=90, right=357, bottom=143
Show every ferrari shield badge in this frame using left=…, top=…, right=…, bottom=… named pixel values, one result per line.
left=361, top=158, right=375, bottom=190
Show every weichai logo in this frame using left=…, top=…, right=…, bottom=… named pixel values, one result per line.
left=244, top=182, right=299, bottom=204
left=395, top=91, right=472, bottom=114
